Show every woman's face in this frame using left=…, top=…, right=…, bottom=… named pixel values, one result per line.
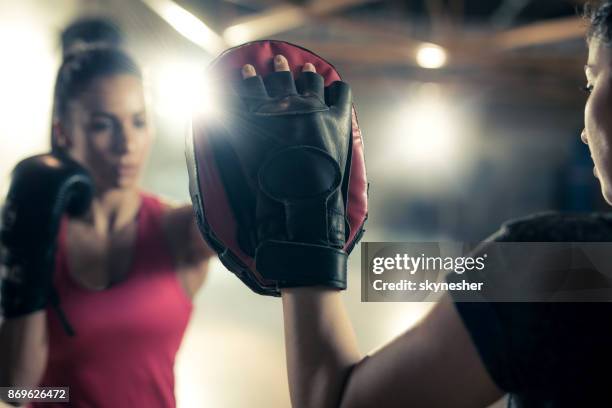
left=60, top=74, right=152, bottom=192
left=584, top=38, right=612, bottom=204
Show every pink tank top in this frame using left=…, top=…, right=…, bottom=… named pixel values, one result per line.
left=32, top=193, right=193, bottom=408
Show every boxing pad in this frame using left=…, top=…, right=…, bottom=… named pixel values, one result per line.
left=187, top=40, right=367, bottom=296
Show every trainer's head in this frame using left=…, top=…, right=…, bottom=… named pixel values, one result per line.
left=52, top=46, right=152, bottom=193
left=583, top=1, right=612, bottom=204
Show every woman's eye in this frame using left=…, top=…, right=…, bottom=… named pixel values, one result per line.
left=133, top=117, right=147, bottom=128
left=90, top=121, right=113, bottom=132
left=582, top=84, right=594, bottom=95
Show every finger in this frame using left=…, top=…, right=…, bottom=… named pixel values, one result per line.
left=274, top=54, right=290, bottom=72
left=325, top=81, right=352, bottom=115
left=296, top=70, right=324, bottom=100
left=239, top=75, right=268, bottom=100
left=242, top=64, right=256, bottom=79
left=264, top=71, right=297, bottom=97
left=235, top=64, right=268, bottom=110
left=302, top=63, right=316, bottom=73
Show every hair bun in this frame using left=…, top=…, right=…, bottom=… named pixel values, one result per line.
left=61, top=18, right=124, bottom=57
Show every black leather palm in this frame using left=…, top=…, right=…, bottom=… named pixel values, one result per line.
left=221, top=70, right=353, bottom=288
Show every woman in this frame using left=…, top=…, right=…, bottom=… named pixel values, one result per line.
left=235, top=2, right=612, bottom=407
left=0, top=40, right=213, bottom=406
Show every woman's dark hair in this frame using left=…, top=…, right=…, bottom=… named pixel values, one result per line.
left=54, top=46, right=142, bottom=121
left=61, top=18, right=124, bottom=56
left=51, top=18, right=140, bottom=152
left=585, top=1, right=612, bottom=44
left=51, top=46, right=142, bottom=152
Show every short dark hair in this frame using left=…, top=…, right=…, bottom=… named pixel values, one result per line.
left=585, top=1, right=612, bottom=44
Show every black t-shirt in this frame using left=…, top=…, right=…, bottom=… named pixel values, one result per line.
left=448, top=212, right=612, bottom=407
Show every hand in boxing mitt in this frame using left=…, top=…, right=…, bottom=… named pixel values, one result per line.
left=1, top=153, right=93, bottom=326
left=218, top=58, right=352, bottom=289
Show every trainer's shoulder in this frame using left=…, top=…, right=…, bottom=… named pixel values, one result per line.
left=493, top=211, right=612, bottom=242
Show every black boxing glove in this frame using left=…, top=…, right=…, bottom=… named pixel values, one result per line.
left=0, top=153, right=93, bottom=334
left=221, top=70, right=353, bottom=289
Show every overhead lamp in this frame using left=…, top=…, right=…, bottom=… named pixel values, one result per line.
left=416, top=43, right=448, bottom=69
left=140, top=0, right=225, bottom=54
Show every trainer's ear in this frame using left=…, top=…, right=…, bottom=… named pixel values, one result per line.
left=52, top=120, right=73, bottom=150
left=326, top=81, right=352, bottom=115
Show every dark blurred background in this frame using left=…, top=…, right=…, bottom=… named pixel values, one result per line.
left=0, top=1, right=599, bottom=407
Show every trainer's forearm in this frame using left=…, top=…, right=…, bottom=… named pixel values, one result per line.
left=0, top=312, right=48, bottom=388
left=281, top=288, right=361, bottom=408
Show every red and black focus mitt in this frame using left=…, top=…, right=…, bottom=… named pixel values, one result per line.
left=187, top=40, right=368, bottom=296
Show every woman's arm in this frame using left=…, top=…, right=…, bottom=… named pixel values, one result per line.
left=0, top=312, right=48, bottom=391
left=0, top=153, right=89, bottom=394
left=281, top=290, right=503, bottom=408
left=163, top=205, right=215, bottom=298
left=281, top=288, right=360, bottom=408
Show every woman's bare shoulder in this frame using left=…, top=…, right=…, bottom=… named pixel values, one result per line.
left=154, top=195, right=212, bottom=267
left=155, top=197, right=193, bottom=242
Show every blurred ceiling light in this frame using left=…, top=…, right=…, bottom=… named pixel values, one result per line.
left=223, top=0, right=376, bottom=46
left=223, top=25, right=254, bottom=47
left=140, top=0, right=225, bottom=54
left=415, top=43, right=447, bottom=69
left=399, top=99, right=458, bottom=168
left=382, top=83, right=476, bottom=190
left=223, top=5, right=305, bottom=46
left=153, top=62, right=216, bottom=122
